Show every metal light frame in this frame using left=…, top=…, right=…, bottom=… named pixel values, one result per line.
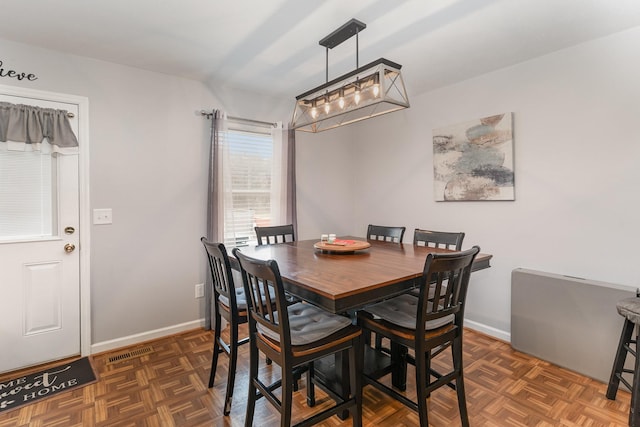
left=291, top=19, right=409, bottom=133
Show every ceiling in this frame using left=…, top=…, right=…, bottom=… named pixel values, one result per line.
left=2, top=0, right=640, bottom=100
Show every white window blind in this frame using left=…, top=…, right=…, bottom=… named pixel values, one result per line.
left=0, top=150, right=55, bottom=241
left=223, top=122, right=273, bottom=247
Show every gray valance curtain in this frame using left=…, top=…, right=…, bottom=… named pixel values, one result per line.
left=0, top=102, right=78, bottom=153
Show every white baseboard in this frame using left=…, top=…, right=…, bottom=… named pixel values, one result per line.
left=91, top=319, right=205, bottom=354
left=90, top=317, right=508, bottom=355
left=465, top=319, right=511, bottom=343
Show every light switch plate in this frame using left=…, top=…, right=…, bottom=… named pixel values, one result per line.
left=93, top=208, right=113, bottom=225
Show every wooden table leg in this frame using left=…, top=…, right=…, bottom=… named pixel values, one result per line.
left=391, top=342, right=407, bottom=391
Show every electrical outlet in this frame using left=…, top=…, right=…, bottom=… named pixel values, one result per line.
left=195, top=283, right=204, bottom=299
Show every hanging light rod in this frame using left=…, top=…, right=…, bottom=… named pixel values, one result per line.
left=291, top=18, right=409, bottom=133
left=318, top=18, right=366, bottom=49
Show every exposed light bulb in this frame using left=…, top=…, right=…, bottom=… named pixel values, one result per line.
left=311, top=107, right=318, bottom=119
left=373, top=83, right=380, bottom=97
left=354, top=88, right=361, bottom=105
left=324, top=101, right=330, bottom=114
left=338, top=96, right=345, bottom=109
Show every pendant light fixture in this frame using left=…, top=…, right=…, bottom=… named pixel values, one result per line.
left=291, top=19, right=410, bottom=133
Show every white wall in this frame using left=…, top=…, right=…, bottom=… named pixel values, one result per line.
left=295, top=127, right=356, bottom=240
left=3, top=23, right=639, bottom=349
left=345, top=26, right=640, bottom=337
left=0, top=39, right=221, bottom=345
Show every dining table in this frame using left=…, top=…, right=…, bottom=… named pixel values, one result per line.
left=230, top=236, right=492, bottom=314
left=228, top=235, right=492, bottom=415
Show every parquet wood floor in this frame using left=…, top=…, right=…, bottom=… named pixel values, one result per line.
left=0, top=326, right=631, bottom=426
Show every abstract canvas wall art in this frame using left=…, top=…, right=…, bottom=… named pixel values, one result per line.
left=433, top=113, right=514, bottom=201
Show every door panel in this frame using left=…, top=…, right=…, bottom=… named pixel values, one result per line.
left=24, top=260, right=63, bottom=335
left=0, top=93, right=80, bottom=373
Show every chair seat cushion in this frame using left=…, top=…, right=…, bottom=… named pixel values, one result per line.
left=364, top=294, right=454, bottom=330
left=617, top=297, right=640, bottom=324
left=258, top=302, right=352, bottom=346
left=219, top=286, right=275, bottom=310
left=409, top=283, right=448, bottom=299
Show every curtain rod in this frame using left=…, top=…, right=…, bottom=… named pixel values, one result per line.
left=199, top=110, right=276, bottom=128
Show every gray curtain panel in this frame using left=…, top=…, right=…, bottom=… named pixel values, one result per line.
left=286, top=127, right=298, bottom=236
left=204, top=109, right=223, bottom=330
left=0, top=102, right=78, bottom=148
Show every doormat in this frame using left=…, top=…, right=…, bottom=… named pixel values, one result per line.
left=0, top=357, right=96, bottom=413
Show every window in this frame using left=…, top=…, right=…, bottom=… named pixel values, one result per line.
left=0, top=150, right=56, bottom=241
left=222, top=121, right=274, bottom=247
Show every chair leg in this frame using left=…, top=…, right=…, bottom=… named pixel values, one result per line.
left=281, top=364, right=294, bottom=427
left=306, top=362, right=316, bottom=407
left=224, top=324, right=239, bottom=416
left=631, top=335, right=640, bottom=427
left=607, top=318, right=635, bottom=399
left=363, top=328, right=372, bottom=347
left=349, top=336, right=363, bottom=427
left=244, top=336, right=258, bottom=427
left=375, top=334, right=383, bottom=350
left=293, top=369, right=300, bottom=392
left=425, top=349, right=432, bottom=398
left=452, top=337, right=469, bottom=427
left=336, top=350, right=350, bottom=420
left=208, top=315, right=222, bottom=388
left=415, top=346, right=430, bottom=427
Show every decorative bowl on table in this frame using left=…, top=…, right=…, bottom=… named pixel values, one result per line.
left=313, top=239, right=371, bottom=253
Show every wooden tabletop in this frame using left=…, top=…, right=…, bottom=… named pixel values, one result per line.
left=232, top=236, right=492, bottom=313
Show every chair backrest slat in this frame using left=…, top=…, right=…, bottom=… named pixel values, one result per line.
left=367, top=224, right=406, bottom=243
left=233, top=248, right=292, bottom=349
left=255, top=224, right=295, bottom=246
left=201, top=237, right=236, bottom=308
left=416, top=246, right=480, bottom=334
left=413, top=229, right=465, bottom=250
left=429, top=274, right=447, bottom=313
left=246, top=272, right=277, bottom=330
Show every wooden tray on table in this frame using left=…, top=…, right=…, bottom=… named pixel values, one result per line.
left=313, top=239, right=371, bottom=253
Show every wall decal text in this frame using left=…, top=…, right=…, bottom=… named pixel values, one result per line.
left=0, top=60, right=38, bottom=81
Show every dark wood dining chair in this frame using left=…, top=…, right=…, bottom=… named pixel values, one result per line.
left=366, top=224, right=407, bottom=350
left=366, top=224, right=406, bottom=243
left=358, top=246, right=480, bottom=427
left=255, top=224, right=295, bottom=245
left=409, top=229, right=466, bottom=298
left=234, top=248, right=363, bottom=427
left=201, top=237, right=249, bottom=416
left=366, top=224, right=406, bottom=350
left=255, top=223, right=303, bottom=310
left=413, top=228, right=465, bottom=250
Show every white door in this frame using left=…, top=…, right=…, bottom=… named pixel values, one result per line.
left=0, top=93, right=80, bottom=373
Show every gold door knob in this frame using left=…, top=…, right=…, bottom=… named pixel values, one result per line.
left=64, top=243, right=76, bottom=253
